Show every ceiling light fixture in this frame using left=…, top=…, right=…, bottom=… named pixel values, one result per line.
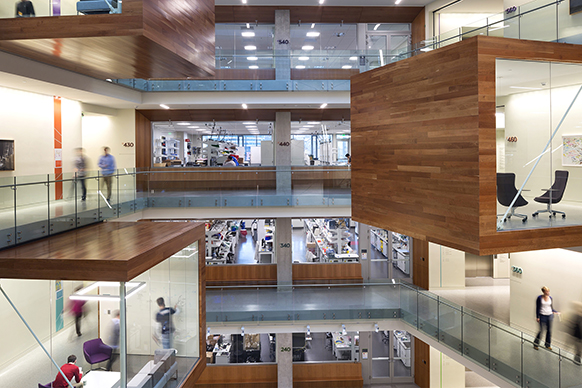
left=247, top=56, right=258, bottom=60
left=242, top=104, right=248, bottom=109
left=342, top=65, right=352, bottom=69
left=307, top=121, right=321, bottom=124
left=243, top=122, right=255, bottom=125
left=241, top=31, right=255, bottom=37
left=319, top=0, right=324, bottom=3
left=306, top=32, right=320, bottom=37
left=241, top=326, right=245, bottom=336
left=374, top=24, right=381, bottom=31
left=296, top=65, right=306, bottom=69
left=320, top=103, right=327, bottom=109
left=246, top=23, right=250, bottom=28
left=187, top=126, right=199, bottom=129
left=302, top=45, right=314, bottom=51
left=160, top=104, right=170, bottom=109
left=242, top=0, right=247, bottom=3
left=244, top=45, right=257, bottom=50
left=375, top=324, right=379, bottom=333
left=249, top=65, right=259, bottom=69
left=342, top=324, right=347, bottom=335
left=349, top=56, right=358, bottom=61
left=395, top=0, right=402, bottom=3
left=70, top=282, right=146, bottom=301
left=177, top=122, right=190, bottom=125
left=298, top=56, right=309, bottom=61
left=311, top=23, right=315, bottom=28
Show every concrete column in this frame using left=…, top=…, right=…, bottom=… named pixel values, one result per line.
left=274, top=10, right=291, bottom=80
left=276, top=217, right=292, bottom=286
left=358, top=223, right=371, bottom=281
left=275, top=111, right=292, bottom=194
left=277, top=333, right=293, bottom=388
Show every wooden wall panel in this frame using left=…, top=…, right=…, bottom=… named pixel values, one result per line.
left=412, top=238, right=429, bottom=290
left=351, top=37, right=482, bottom=254
left=206, top=264, right=277, bottom=286
left=414, top=338, right=430, bottom=388
left=194, top=364, right=277, bottom=387
left=292, top=263, right=362, bottom=284
left=411, top=8, right=426, bottom=47
left=136, top=108, right=351, bottom=122
left=215, top=6, right=423, bottom=23
left=136, top=111, right=152, bottom=169
left=293, top=363, right=363, bottom=388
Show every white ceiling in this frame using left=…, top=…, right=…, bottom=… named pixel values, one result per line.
left=152, top=120, right=351, bottom=135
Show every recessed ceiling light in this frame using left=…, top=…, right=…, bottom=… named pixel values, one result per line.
left=307, top=122, right=321, bottom=124
left=105, top=78, right=112, bottom=82
left=395, top=0, right=401, bottom=3
left=342, top=65, right=352, bottom=69
left=249, top=65, right=259, bottom=69
left=302, top=125, right=314, bottom=128
left=247, top=56, right=258, bottom=60
left=374, top=24, right=381, bottom=31
left=242, top=0, right=247, bottom=3
left=320, top=103, right=327, bottom=109
left=160, top=104, right=170, bottom=109
left=243, top=122, right=255, bottom=125
left=245, top=45, right=257, bottom=50
left=177, top=122, right=190, bottom=126
left=242, top=103, right=248, bottom=109
left=187, top=126, right=199, bottom=129
left=246, top=23, right=250, bottom=28
left=298, top=56, right=309, bottom=61
left=349, top=56, right=358, bottom=61
left=242, top=31, right=255, bottom=37
left=295, top=65, right=306, bottom=69
left=302, top=45, right=314, bottom=51
left=311, top=23, right=315, bottom=28
left=319, top=0, right=324, bottom=3
left=306, top=32, right=320, bottom=37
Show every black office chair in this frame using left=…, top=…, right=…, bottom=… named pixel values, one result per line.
left=532, top=170, right=568, bottom=219
left=497, top=173, right=528, bottom=222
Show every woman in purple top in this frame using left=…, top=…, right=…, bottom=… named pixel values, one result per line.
left=534, top=286, right=559, bottom=350
left=70, top=286, right=86, bottom=337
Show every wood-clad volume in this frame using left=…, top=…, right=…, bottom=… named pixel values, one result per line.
left=206, top=264, right=277, bottom=286
left=411, top=8, right=426, bottom=46
left=292, top=263, right=362, bottom=284
left=352, top=36, right=582, bottom=255
left=0, top=222, right=205, bottom=281
left=194, top=364, right=277, bottom=387
left=0, top=0, right=215, bottom=79
left=136, top=111, right=152, bottom=169
left=294, top=363, right=363, bottom=388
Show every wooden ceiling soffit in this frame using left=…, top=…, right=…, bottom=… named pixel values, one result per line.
left=136, top=108, right=351, bottom=122
left=0, top=0, right=215, bottom=79
left=0, top=222, right=205, bottom=281
left=215, top=6, right=423, bottom=24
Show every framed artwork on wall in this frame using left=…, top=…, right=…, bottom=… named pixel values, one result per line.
left=562, top=135, right=582, bottom=166
left=571, top=0, right=582, bottom=15
left=0, top=140, right=14, bottom=171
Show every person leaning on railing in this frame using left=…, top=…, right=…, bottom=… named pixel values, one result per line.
left=15, top=0, right=35, bottom=17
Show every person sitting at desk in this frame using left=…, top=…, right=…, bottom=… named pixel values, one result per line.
left=223, top=155, right=237, bottom=167
left=53, top=354, right=83, bottom=388
left=15, top=0, right=35, bottom=17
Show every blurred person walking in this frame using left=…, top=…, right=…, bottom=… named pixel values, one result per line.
left=534, top=286, right=559, bottom=350
left=98, top=146, right=116, bottom=202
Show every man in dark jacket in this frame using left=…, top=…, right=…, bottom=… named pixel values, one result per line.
left=16, top=0, right=35, bottom=17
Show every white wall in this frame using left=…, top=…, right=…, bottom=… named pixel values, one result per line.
left=429, top=243, right=465, bottom=290
left=0, top=86, right=82, bottom=178
left=82, top=109, right=136, bottom=171
left=503, top=83, right=582, bottom=204
left=429, top=346, right=466, bottom=388
left=425, top=0, right=503, bottom=39
left=510, top=248, right=582, bottom=346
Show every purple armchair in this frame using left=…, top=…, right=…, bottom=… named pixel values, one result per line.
left=38, top=384, right=52, bottom=388
left=83, top=338, right=113, bottom=370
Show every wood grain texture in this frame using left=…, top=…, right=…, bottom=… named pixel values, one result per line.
left=413, top=238, right=428, bottom=290
left=0, top=0, right=215, bottom=79
left=414, top=338, right=430, bottom=388
left=352, top=35, right=582, bottom=255
left=0, top=222, right=205, bottom=281
left=194, top=364, right=277, bottom=387
left=215, top=6, right=423, bottom=23
left=293, top=363, right=363, bottom=388
left=292, top=263, right=362, bottom=283
left=206, top=264, right=277, bottom=286
left=136, top=111, right=152, bottom=169
left=411, top=8, right=425, bottom=47
left=136, top=108, right=351, bottom=122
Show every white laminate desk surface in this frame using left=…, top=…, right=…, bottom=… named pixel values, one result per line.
left=81, top=370, right=121, bottom=388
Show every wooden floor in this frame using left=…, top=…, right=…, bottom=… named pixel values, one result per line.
left=0, top=221, right=204, bottom=281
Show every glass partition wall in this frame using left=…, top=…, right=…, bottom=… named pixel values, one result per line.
left=0, top=242, right=199, bottom=388
left=496, top=59, right=582, bottom=231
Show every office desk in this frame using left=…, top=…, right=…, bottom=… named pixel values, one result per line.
left=332, top=333, right=358, bottom=360
left=81, top=370, right=121, bottom=388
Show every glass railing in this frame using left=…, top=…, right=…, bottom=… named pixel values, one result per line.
left=0, top=166, right=351, bottom=248
left=206, top=281, right=582, bottom=388
left=4, top=0, right=121, bottom=19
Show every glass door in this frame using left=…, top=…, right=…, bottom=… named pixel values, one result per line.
left=369, top=330, right=413, bottom=384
